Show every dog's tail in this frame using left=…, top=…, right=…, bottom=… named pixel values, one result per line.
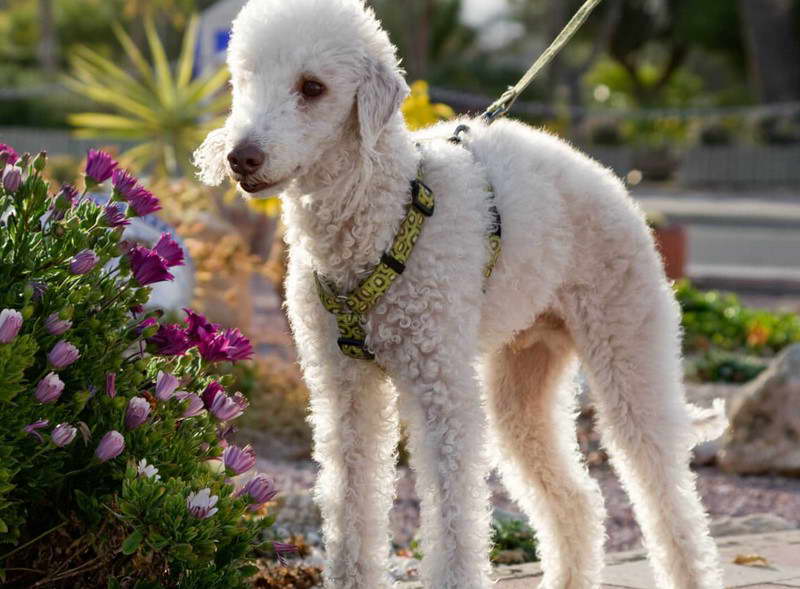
left=687, top=398, right=728, bottom=444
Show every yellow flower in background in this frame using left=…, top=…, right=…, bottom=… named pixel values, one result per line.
left=247, top=196, right=282, bottom=217
left=402, top=80, right=455, bottom=130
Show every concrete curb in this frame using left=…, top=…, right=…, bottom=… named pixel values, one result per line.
left=398, top=529, right=800, bottom=588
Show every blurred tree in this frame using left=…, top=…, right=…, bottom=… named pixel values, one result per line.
left=370, top=0, right=478, bottom=81
left=606, top=0, right=743, bottom=106
left=737, top=0, right=800, bottom=103
left=37, top=0, right=57, bottom=75
left=64, top=15, right=230, bottom=177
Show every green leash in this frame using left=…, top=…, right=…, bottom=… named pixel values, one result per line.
left=482, top=0, right=605, bottom=123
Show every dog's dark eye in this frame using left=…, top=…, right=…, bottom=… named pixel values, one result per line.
left=301, top=80, right=325, bottom=98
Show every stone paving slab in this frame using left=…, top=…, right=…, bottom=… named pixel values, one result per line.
left=400, top=529, right=800, bottom=588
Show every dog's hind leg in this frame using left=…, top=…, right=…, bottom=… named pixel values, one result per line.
left=484, top=314, right=606, bottom=589
left=559, top=273, right=723, bottom=589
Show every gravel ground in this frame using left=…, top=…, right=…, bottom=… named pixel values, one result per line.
left=256, top=456, right=800, bottom=553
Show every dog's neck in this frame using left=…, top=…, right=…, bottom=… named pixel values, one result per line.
left=283, top=113, right=419, bottom=291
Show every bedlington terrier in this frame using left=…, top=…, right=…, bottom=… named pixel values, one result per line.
left=194, top=1, right=727, bottom=587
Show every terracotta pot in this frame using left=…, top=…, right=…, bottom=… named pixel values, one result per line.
left=653, top=224, right=687, bottom=280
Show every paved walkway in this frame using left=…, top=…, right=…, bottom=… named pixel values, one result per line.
left=400, top=530, right=800, bottom=588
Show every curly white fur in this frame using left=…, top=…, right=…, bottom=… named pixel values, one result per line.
left=194, top=1, right=726, bottom=588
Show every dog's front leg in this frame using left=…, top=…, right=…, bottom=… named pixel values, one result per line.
left=285, top=272, right=399, bottom=589
left=304, top=357, right=398, bottom=589
left=387, top=347, right=493, bottom=589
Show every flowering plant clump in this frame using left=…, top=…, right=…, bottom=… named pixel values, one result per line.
left=0, top=145, right=283, bottom=587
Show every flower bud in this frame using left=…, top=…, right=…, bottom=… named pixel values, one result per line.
left=33, top=150, right=47, bottom=172
left=3, top=167, right=22, bottom=193
left=95, top=430, right=124, bottom=462
left=125, top=397, right=150, bottom=430
left=69, top=249, right=99, bottom=275
left=35, top=372, right=64, bottom=403
left=48, top=340, right=80, bottom=369
left=0, top=308, right=23, bottom=343
left=45, top=312, right=72, bottom=335
left=52, top=423, right=77, bottom=447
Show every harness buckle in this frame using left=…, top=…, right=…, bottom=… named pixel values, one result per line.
left=411, top=180, right=435, bottom=217
left=337, top=337, right=375, bottom=360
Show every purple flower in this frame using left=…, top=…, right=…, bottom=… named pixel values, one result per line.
left=24, top=419, right=50, bottom=443
left=44, top=312, right=72, bottom=335
left=178, top=393, right=205, bottom=418
left=187, top=488, right=218, bottom=519
left=70, top=249, right=99, bottom=275
left=197, top=328, right=253, bottom=363
left=148, top=324, right=192, bottom=356
left=51, top=423, right=77, bottom=447
left=222, top=328, right=253, bottom=361
left=48, top=340, right=80, bottom=369
left=0, top=143, right=19, bottom=164
left=222, top=443, right=256, bottom=476
left=153, top=233, right=184, bottom=267
left=237, top=475, right=278, bottom=511
left=155, top=370, right=180, bottom=401
left=85, top=149, right=118, bottom=184
left=273, top=542, right=298, bottom=566
left=95, top=430, right=124, bottom=462
left=106, top=372, right=116, bottom=398
left=201, top=381, right=224, bottom=409
left=127, top=186, right=161, bottom=217
left=103, top=203, right=130, bottom=228
left=125, top=397, right=150, bottom=430
left=0, top=309, right=23, bottom=343
left=183, top=309, right=217, bottom=344
left=35, top=372, right=64, bottom=403
left=210, top=391, right=248, bottom=421
left=128, top=246, right=174, bottom=286
left=111, top=169, right=137, bottom=197
left=3, top=166, right=22, bottom=193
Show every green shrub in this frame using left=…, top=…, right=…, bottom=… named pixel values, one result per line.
left=676, top=280, right=800, bottom=356
left=490, top=518, right=538, bottom=564
left=0, top=143, right=285, bottom=587
left=688, top=351, right=768, bottom=384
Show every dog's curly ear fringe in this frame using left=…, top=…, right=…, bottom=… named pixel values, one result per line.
left=356, top=59, right=409, bottom=151
left=193, top=128, right=228, bottom=186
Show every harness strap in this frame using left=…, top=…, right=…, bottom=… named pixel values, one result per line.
left=314, top=170, right=434, bottom=360
left=315, top=158, right=501, bottom=361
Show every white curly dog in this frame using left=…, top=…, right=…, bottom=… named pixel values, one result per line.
left=195, top=1, right=727, bottom=587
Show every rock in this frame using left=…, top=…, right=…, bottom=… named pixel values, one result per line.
left=718, top=344, right=800, bottom=475
left=709, top=513, right=795, bottom=538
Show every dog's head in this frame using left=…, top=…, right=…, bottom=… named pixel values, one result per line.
left=193, top=0, right=409, bottom=195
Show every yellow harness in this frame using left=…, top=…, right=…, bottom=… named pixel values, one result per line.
left=315, top=165, right=501, bottom=361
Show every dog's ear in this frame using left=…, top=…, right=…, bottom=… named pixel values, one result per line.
left=356, top=59, right=409, bottom=150
left=193, top=127, right=228, bottom=186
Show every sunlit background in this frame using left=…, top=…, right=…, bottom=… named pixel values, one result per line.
left=2, top=1, right=800, bottom=585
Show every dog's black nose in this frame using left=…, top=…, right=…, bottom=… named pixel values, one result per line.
left=227, top=143, right=265, bottom=176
